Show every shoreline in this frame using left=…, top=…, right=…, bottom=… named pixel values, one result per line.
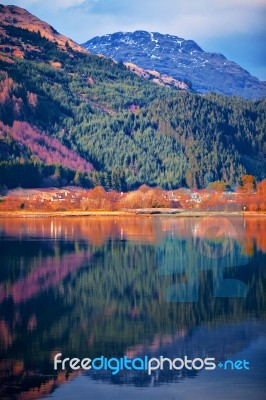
left=0, top=209, right=265, bottom=218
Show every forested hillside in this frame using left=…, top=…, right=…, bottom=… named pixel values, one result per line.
left=0, top=5, right=265, bottom=190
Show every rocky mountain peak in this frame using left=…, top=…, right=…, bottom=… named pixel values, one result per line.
left=83, top=30, right=266, bottom=98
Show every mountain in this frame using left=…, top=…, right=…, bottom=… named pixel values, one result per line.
left=0, top=5, right=265, bottom=191
left=83, top=31, right=266, bottom=99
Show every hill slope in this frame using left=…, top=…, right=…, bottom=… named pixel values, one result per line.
left=0, top=4, right=87, bottom=59
left=83, top=31, right=266, bottom=99
left=0, top=5, right=265, bottom=190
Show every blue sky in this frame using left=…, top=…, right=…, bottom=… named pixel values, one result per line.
left=2, top=0, right=266, bottom=80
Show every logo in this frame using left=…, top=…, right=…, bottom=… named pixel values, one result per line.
left=53, top=354, right=216, bottom=375
left=53, top=354, right=250, bottom=374
left=157, top=217, right=248, bottom=302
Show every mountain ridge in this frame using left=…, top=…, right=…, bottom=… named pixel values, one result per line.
left=83, top=30, right=266, bottom=99
left=0, top=4, right=88, bottom=61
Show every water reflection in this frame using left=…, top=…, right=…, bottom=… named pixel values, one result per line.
left=0, top=216, right=265, bottom=400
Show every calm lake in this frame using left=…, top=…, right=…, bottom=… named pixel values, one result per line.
left=0, top=216, right=265, bottom=400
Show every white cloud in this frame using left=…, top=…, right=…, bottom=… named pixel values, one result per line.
left=1, top=0, right=265, bottom=42
left=66, top=0, right=265, bottom=41
left=50, top=0, right=86, bottom=7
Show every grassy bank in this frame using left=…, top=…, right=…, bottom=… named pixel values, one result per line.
left=0, top=209, right=265, bottom=218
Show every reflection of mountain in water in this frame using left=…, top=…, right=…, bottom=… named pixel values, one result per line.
left=0, top=217, right=265, bottom=399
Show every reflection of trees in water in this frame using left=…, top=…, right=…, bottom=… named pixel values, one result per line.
left=1, top=216, right=265, bottom=251
left=0, top=217, right=163, bottom=246
left=0, top=249, right=92, bottom=304
left=243, top=217, right=266, bottom=254
left=0, top=217, right=265, bottom=398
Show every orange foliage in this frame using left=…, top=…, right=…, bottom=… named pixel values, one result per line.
left=238, top=175, right=256, bottom=194
left=0, top=71, right=15, bottom=104
left=49, top=61, right=62, bottom=69
left=259, top=202, right=266, bottom=211
left=248, top=203, right=258, bottom=211
left=120, top=187, right=168, bottom=209
left=257, top=179, right=266, bottom=196
left=12, top=49, right=24, bottom=58
left=80, top=186, right=116, bottom=210
left=0, top=179, right=265, bottom=213
left=27, top=91, right=38, bottom=108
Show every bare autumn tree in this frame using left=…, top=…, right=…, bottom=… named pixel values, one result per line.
left=80, top=186, right=111, bottom=210
left=238, top=175, right=256, bottom=195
